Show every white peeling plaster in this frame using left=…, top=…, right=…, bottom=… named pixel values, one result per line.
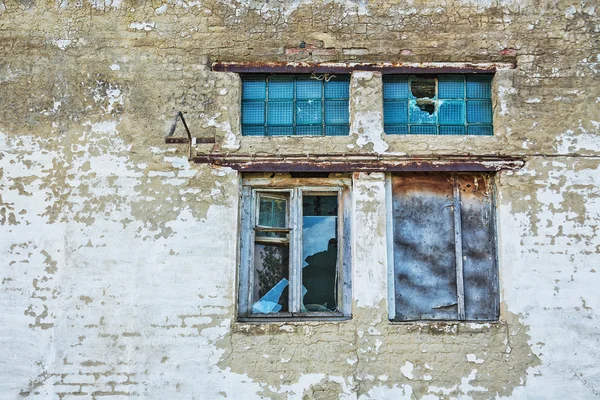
left=555, top=129, right=600, bottom=154
left=498, top=163, right=600, bottom=399
left=352, top=173, right=387, bottom=308
left=359, top=384, right=414, bottom=400
left=466, top=354, right=485, bottom=364
left=497, top=85, right=517, bottom=116
left=129, top=22, right=156, bottom=31
left=155, top=4, right=168, bottom=14
left=400, top=361, right=414, bottom=380
left=201, top=112, right=240, bottom=150
left=351, top=72, right=388, bottom=154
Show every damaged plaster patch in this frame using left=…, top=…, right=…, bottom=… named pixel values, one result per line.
left=400, top=361, right=414, bottom=380
left=351, top=71, right=388, bottom=154
left=128, top=22, right=156, bottom=31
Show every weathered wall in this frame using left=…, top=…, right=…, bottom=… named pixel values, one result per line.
left=1, top=0, right=599, bottom=398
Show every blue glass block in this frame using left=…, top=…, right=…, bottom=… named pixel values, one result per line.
left=385, top=125, right=409, bottom=135
left=438, top=101, right=465, bottom=125
left=409, top=101, right=437, bottom=124
left=296, top=125, right=322, bottom=136
left=242, top=101, right=265, bottom=125
left=467, top=100, right=493, bottom=123
left=439, top=126, right=466, bottom=135
left=410, top=125, right=437, bottom=135
left=325, top=125, right=349, bottom=136
left=242, top=76, right=266, bottom=100
left=468, top=125, right=493, bottom=136
left=268, top=101, right=293, bottom=125
left=438, top=76, right=465, bottom=99
left=268, top=76, right=294, bottom=99
left=383, top=76, right=409, bottom=99
left=296, top=79, right=322, bottom=99
left=268, top=126, right=294, bottom=136
left=296, top=100, right=322, bottom=125
left=466, top=75, right=492, bottom=98
left=384, top=100, right=408, bottom=124
left=242, top=125, right=265, bottom=136
left=324, top=78, right=350, bottom=99
left=325, top=100, right=349, bottom=124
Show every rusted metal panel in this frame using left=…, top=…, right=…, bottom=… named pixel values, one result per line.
left=456, top=174, right=499, bottom=321
left=212, top=61, right=516, bottom=74
left=390, top=172, right=499, bottom=321
left=192, top=154, right=525, bottom=172
left=392, top=173, right=458, bottom=320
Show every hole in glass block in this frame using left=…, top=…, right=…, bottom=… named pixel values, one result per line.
left=417, top=101, right=435, bottom=115
left=411, top=78, right=436, bottom=99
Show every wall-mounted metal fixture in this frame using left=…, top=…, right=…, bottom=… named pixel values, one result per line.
left=165, top=111, right=215, bottom=160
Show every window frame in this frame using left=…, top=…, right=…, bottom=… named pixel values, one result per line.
left=385, top=172, right=500, bottom=322
left=382, top=74, right=494, bottom=136
left=240, top=74, right=351, bottom=137
left=238, top=176, right=353, bottom=322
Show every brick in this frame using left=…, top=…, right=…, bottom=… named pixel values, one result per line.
left=62, top=374, right=96, bottom=385
left=343, top=48, right=369, bottom=55
left=312, top=49, right=337, bottom=56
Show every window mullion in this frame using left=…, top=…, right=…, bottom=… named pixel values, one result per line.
left=289, top=188, right=303, bottom=313
left=453, top=175, right=466, bottom=320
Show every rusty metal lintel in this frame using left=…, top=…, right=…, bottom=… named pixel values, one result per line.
left=212, top=62, right=515, bottom=74
left=192, top=155, right=525, bottom=172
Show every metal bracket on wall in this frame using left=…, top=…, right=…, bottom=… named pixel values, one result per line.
left=165, top=111, right=215, bottom=160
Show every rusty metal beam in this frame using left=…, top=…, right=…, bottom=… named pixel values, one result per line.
left=212, top=61, right=515, bottom=74
left=192, top=154, right=525, bottom=172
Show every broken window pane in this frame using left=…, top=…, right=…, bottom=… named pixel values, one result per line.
left=301, top=195, right=338, bottom=312
left=252, top=243, right=289, bottom=313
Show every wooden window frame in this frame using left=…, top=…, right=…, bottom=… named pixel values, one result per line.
left=238, top=176, right=353, bottom=322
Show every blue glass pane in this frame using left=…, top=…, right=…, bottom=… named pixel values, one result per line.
left=409, top=101, right=437, bottom=124
left=384, top=100, right=408, bottom=124
left=324, top=78, right=350, bottom=99
left=410, top=125, right=437, bottom=135
left=467, top=100, right=493, bottom=123
left=438, top=76, right=465, bottom=99
left=268, top=101, right=293, bottom=125
left=297, top=125, right=322, bottom=136
left=268, top=76, right=294, bottom=99
left=466, top=76, right=492, bottom=98
left=242, top=76, right=266, bottom=100
left=296, top=79, right=322, bottom=99
left=242, top=101, right=265, bottom=125
left=438, top=101, right=465, bottom=125
left=325, top=125, right=349, bottom=136
left=439, top=126, right=466, bottom=135
left=468, top=125, right=493, bottom=136
left=385, top=125, right=409, bottom=135
left=383, top=77, right=409, bottom=99
left=325, top=100, right=349, bottom=124
left=296, top=100, right=322, bottom=125
left=242, top=125, right=265, bottom=136
left=268, top=126, right=294, bottom=136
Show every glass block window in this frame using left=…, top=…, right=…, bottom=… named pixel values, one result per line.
left=383, top=75, right=494, bottom=136
left=242, top=75, right=350, bottom=136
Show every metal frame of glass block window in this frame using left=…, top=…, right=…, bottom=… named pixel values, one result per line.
left=238, top=177, right=353, bottom=321
left=383, top=74, right=494, bottom=136
left=241, top=74, right=351, bottom=137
